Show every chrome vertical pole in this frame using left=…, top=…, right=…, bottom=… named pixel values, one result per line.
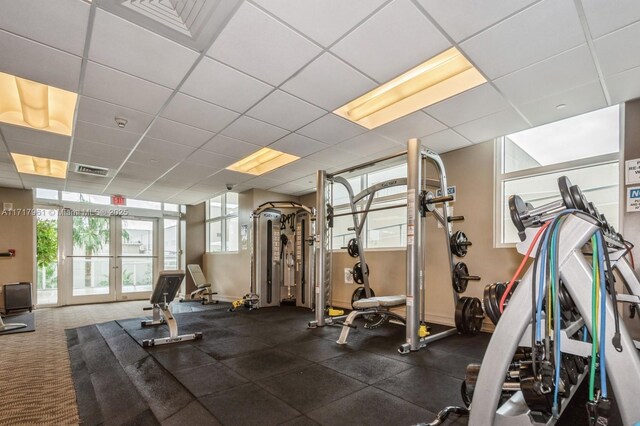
left=405, top=138, right=421, bottom=351
left=314, top=170, right=327, bottom=326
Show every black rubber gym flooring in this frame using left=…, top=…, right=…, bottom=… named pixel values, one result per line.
left=65, top=303, right=621, bottom=425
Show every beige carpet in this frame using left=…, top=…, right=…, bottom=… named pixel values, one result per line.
left=0, top=301, right=147, bottom=425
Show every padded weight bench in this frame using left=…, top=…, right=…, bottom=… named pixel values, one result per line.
left=185, top=264, right=218, bottom=304
left=141, top=270, right=202, bottom=347
left=337, top=295, right=407, bottom=345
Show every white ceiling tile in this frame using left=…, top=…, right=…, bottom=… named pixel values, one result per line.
left=245, top=176, right=289, bottom=190
left=421, top=129, right=472, bottom=153
left=165, top=162, right=218, bottom=182
left=181, top=57, right=273, bottom=113
left=0, top=168, right=18, bottom=180
left=297, top=114, right=367, bottom=145
left=594, top=20, right=640, bottom=76
left=581, top=0, right=640, bottom=38
left=0, top=29, right=81, bottom=92
left=424, top=83, right=510, bottom=127
left=197, top=169, right=254, bottom=187
left=262, top=158, right=320, bottom=181
left=268, top=182, right=308, bottom=195
left=118, top=161, right=168, bottom=181
left=74, top=120, right=141, bottom=149
left=254, top=0, right=387, bottom=47
left=461, top=0, right=585, bottom=79
left=269, top=133, right=328, bottom=157
left=332, top=0, right=450, bottom=82
left=494, top=45, right=598, bottom=105
left=418, top=0, right=537, bottom=42
left=106, top=177, right=150, bottom=196
left=374, top=111, right=446, bottom=142
left=1, top=125, right=71, bottom=146
left=281, top=53, right=376, bottom=111
left=454, top=108, right=530, bottom=143
left=66, top=172, right=110, bottom=185
left=305, top=147, right=354, bottom=168
left=83, top=62, right=173, bottom=115
left=20, top=176, right=66, bottom=190
left=89, top=9, right=198, bottom=88
left=0, top=152, right=13, bottom=164
left=207, top=3, right=321, bottom=86
left=161, top=93, right=239, bottom=133
left=0, top=0, right=90, bottom=56
left=0, top=178, right=23, bottom=189
left=247, top=90, right=326, bottom=131
left=71, top=138, right=131, bottom=168
left=519, top=81, right=607, bottom=126
left=70, top=152, right=125, bottom=171
left=200, top=135, right=262, bottom=159
left=288, top=174, right=317, bottom=188
left=221, top=116, right=289, bottom=146
left=147, top=118, right=214, bottom=148
left=135, top=137, right=197, bottom=160
left=334, top=132, right=401, bottom=155
left=133, top=189, right=174, bottom=202
left=5, top=139, right=68, bottom=161
left=183, top=149, right=235, bottom=168
left=76, top=96, right=154, bottom=134
left=604, top=65, right=640, bottom=105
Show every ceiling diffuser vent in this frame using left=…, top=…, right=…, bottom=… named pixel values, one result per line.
left=74, top=164, right=109, bottom=177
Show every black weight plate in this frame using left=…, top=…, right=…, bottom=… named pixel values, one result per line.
left=558, top=281, right=576, bottom=312
left=455, top=297, right=470, bottom=334
left=453, top=262, right=470, bottom=293
left=569, top=185, right=587, bottom=213
left=558, top=176, right=574, bottom=209
left=347, top=238, right=359, bottom=258
left=467, top=297, right=484, bottom=334
left=562, top=354, right=579, bottom=385
left=450, top=230, right=470, bottom=258
left=351, top=286, right=375, bottom=309
left=573, top=355, right=587, bottom=374
left=508, top=195, right=528, bottom=234
left=483, top=284, right=498, bottom=326
left=352, top=262, right=369, bottom=284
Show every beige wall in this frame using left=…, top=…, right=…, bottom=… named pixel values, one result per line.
left=0, top=187, right=35, bottom=310
left=203, top=189, right=300, bottom=301
left=185, top=202, right=205, bottom=293
left=622, top=100, right=640, bottom=337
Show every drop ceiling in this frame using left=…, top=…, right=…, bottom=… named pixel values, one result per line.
left=0, top=0, right=638, bottom=204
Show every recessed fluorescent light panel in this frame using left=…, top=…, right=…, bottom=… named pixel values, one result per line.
left=11, top=153, right=68, bottom=179
left=226, top=148, right=299, bottom=176
left=334, top=47, right=486, bottom=129
left=0, top=72, right=77, bottom=136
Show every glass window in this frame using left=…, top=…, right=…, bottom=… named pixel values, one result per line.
left=206, top=193, right=239, bottom=252
left=35, top=188, right=58, bottom=200
left=496, top=105, right=620, bottom=245
left=163, top=203, right=179, bottom=212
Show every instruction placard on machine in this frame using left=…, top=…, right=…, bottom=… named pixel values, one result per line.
left=436, top=185, right=456, bottom=202
left=627, top=186, right=640, bottom=212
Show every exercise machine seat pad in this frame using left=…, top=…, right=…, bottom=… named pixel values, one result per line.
left=353, top=295, right=406, bottom=309
left=187, top=264, right=211, bottom=289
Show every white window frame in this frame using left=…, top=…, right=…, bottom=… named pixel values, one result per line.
left=206, top=193, right=238, bottom=253
left=493, top=137, right=620, bottom=248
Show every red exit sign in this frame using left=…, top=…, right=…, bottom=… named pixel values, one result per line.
left=111, top=195, right=126, bottom=206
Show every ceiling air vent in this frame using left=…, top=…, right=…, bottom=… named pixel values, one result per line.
left=74, top=164, right=109, bottom=177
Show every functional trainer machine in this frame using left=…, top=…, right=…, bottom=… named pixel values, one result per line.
left=141, top=270, right=203, bottom=347
left=456, top=177, right=640, bottom=426
left=309, top=138, right=481, bottom=353
left=250, top=201, right=316, bottom=309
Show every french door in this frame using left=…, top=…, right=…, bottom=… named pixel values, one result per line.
left=61, top=214, right=158, bottom=304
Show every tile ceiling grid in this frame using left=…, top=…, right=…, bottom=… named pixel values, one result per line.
left=0, top=127, right=25, bottom=189
left=409, top=0, right=534, bottom=134
left=571, top=0, right=612, bottom=105
left=160, top=0, right=400, bottom=203
left=64, top=1, right=97, bottom=192
left=94, top=1, right=246, bottom=201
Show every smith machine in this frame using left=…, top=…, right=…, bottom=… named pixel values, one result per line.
left=309, top=138, right=482, bottom=353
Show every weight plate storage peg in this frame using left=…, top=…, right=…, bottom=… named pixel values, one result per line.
left=352, top=262, right=369, bottom=284
left=452, top=262, right=481, bottom=293
left=450, top=230, right=472, bottom=257
left=455, top=296, right=484, bottom=334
